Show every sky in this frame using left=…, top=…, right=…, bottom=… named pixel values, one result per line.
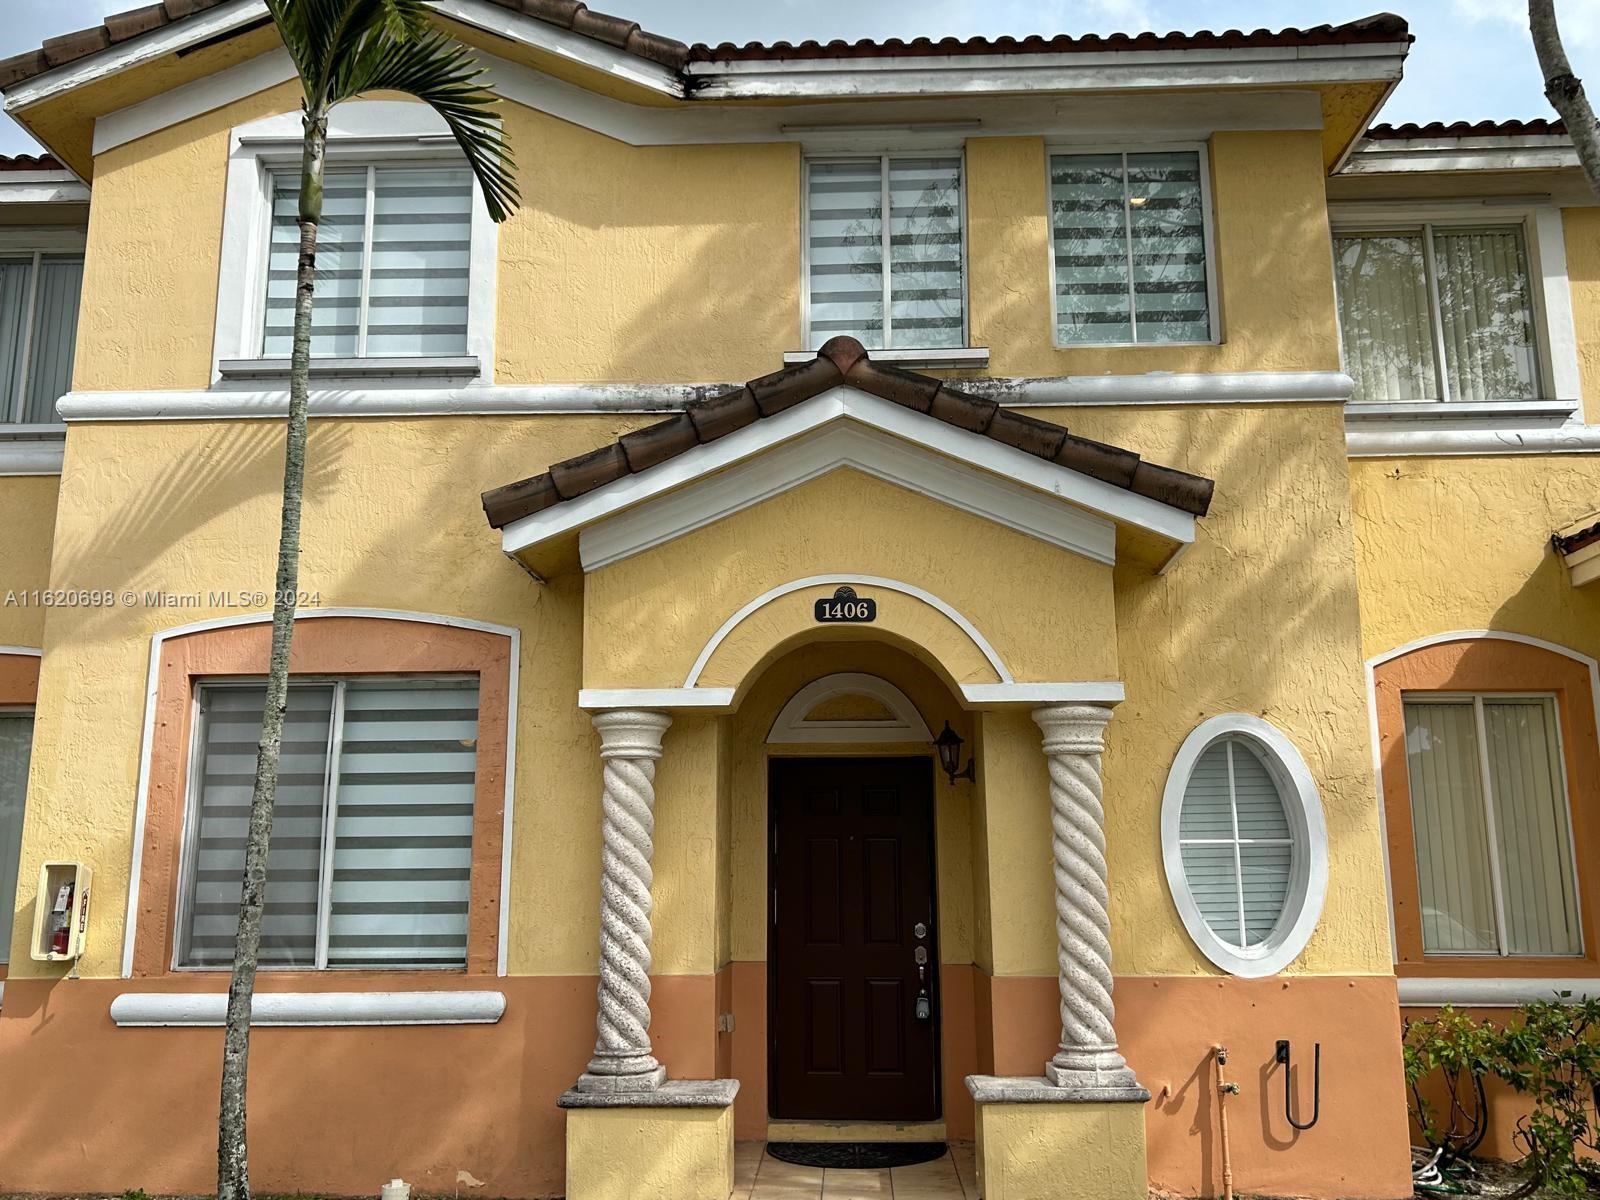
left=1, top=0, right=1596, bottom=156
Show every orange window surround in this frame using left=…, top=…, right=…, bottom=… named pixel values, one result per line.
left=1374, top=636, right=1600, bottom=977
left=0, top=650, right=40, bottom=982
left=131, top=617, right=510, bottom=978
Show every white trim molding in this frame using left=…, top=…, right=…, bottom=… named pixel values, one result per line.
left=578, top=421, right=1118, bottom=571
left=0, top=437, right=65, bottom=476
left=55, top=369, right=1357, bottom=423
left=684, top=573, right=1012, bottom=688
left=502, top=387, right=1196, bottom=562
left=768, top=673, right=933, bottom=744
left=210, top=101, right=498, bottom=388
left=1345, top=135, right=1581, bottom=176
left=1347, top=423, right=1600, bottom=457
left=1397, top=977, right=1600, bottom=1007
left=109, top=990, right=506, bottom=1027
left=1160, top=713, right=1329, bottom=978
left=119, top=608, right=521, bottom=979
left=0, top=646, right=42, bottom=658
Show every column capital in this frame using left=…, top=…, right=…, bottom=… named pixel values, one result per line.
left=1031, top=704, right=1115, bottom=755
left=592, top=709, right=672, bottom=759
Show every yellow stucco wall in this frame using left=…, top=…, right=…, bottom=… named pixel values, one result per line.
left=0, top=476, right=60, bottom=650
left=73, top=70, right=1342, bottom=392
left=582, top=468, right=1118, bottom=693
left=1564, top=207, right=1600, bottom=425
left=1351, top=455, right=1600, bottom=664
left=967, top=130, right=1342, bottom=379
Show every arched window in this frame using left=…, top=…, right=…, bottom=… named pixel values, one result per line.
left=1161, top=714, right=1328, bottom=977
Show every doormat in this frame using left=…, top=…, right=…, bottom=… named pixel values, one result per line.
left=766, top=1141, right=947, bottom=1170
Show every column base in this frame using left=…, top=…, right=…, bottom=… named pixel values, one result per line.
left=572, top=1065, right=668, bottom=1094
left=559, top=1079, right=740, bottom=1200
left=1044, top=1057, right=1143, bottom=1093
left=967, top=1075, right=1148, bottom=1200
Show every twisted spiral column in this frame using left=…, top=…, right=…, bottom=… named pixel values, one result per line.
left=576, top=709, right=672, bottom=1094
left=1033, top=704, right=1142, bottom=1093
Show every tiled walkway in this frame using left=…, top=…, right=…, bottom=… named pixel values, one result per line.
left=735, top=1141, right=976, bottom=1199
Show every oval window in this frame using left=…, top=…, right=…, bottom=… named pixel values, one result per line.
left=1161, top=714, right=1328, bottom=977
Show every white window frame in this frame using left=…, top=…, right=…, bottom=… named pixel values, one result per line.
left=1044, top=140, right=1221, bottom=350
left=1329, top=201, right=1582, bottom=423
left=1161, top=713, right=1328, bottom=977
left=211, top=100, right=498, bottom=387
left=171, top=672, right=480, bottom=973
left=1400, top=689, right=1583, bottom=960
left=797, top=149, right=975, bottom=365
left=0, top=227, right=86, bottom=432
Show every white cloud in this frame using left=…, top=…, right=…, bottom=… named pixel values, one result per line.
left=1451, top=0, right=1600, bottom=48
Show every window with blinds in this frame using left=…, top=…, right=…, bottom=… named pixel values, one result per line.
left=263, top=164, right=473, bottom=359
left=177, top=678, right=480, bottom=970
left=1403, top=695, right=1580, bottom=957
left=1176, top=738, right=1296, bottom=951
left=1049, top=149, right=1213, bottom=346
left=0, top=709, right=34, bottom=965
left=0, top=253, right=84, bottom=423
left=1333, top=223, right=1540, bottom=405
left=804, top=155, right=966, bottom=351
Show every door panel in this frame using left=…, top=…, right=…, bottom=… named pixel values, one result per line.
left=769, top=756, right=940, bottom=1121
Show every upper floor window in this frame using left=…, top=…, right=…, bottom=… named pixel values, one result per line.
left=176, top=677, right=480, bottom=970
left=264, top=164, right=473, bottom=359
left=1333, top=222, right=1540, bottom=406
left=1049, top=147, right=1215, bottom=347
left=1403, top=694, right=1580, bottom=957
left=0, top=249, right=83, bottom=424
left=0, top=707, right=34, bottom=965
left=803, top=154, right=966, bottom=352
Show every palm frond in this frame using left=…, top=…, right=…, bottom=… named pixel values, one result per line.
left=330, top=26, right=520, bottom=220
left=263, top=0, right=519, bottom=221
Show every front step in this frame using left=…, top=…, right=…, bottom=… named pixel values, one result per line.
left=765, top=1119, right=947, bottom=1143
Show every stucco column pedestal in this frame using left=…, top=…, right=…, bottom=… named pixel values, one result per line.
left=966, top=1077, right=1148, bottom=1200
left=560, top=1080, right=740, bottom=1200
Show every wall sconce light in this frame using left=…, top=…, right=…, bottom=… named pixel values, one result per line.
left=935, top=721, right=975, bottom=785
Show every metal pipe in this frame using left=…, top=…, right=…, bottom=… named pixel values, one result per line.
left=1214, top=1045, right=1240, bottom=1200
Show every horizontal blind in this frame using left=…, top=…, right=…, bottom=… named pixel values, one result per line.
left=806, top=159, right=885, bottom=348
left=21, top=255, right=84, bottom=423
left=1432, top=226, right=1537, bottom=404
left=1332, top=232, right=1438, bottom=403
left=1051, top=150, right=1210, bottom=345
left=887, top=156, right=964, bottom=349
left=328, top=681, right=479, bottom=967
left=0, top=712, right=34, bottom=964
left=1177, top=739, right=1295, bottom=951
left=1483, top=698, right=1579, bottom=955
left=1404, top=700, right=1498, bottom=953
left=263, top=169, right=368, bottom=358
left=0, top=261, right=31, bottom=422
left=365, top=167, right=472, bottom=357
left=182, top=684, right=334, bottom=967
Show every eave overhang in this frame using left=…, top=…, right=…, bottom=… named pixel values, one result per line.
left=1555, top=513, right=1600, bottom=589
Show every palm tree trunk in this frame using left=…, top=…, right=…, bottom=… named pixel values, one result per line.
left=217, top=110, right=327, bottom=1200
left=1530, top=0, right=1600, bottom=197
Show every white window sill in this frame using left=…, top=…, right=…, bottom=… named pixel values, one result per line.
left=0, top=427, right=65, bottom=476
left=109, top=989, right=506, bottom=1027
left=1397, top=977, right=1600, bottom=1007
left=1346, top=399, right=1580, bottom=421
left=216, top=356, right=481, bottom=382
left=783, top=347, right=989, bottom=370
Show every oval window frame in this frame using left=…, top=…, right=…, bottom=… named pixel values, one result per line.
left=1160, top=713, right=1329, bottom=977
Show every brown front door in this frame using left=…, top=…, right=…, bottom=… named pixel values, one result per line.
left=768, top=756, right=940, bottom=1122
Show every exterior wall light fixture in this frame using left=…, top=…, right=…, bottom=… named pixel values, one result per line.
left=936, top=721, right=975, bottom=785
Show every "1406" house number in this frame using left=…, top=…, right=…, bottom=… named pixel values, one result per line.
left=814, top=585, right=877, bottom=623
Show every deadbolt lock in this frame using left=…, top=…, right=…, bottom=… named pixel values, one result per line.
left=913, top=921, right=928, bottom=939
left=914, top=946, right=928, bottom=965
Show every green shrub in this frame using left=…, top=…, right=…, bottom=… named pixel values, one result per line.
left=1491, top=996, right=1600, bottom=1198
left=1404, top=1004, right=1497, bottom=1162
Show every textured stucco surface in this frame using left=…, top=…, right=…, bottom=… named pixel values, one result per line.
left=584, top=467, right=1119, bottom=692
left=0, top=475, right=59, bottom=648
left=975, top=1097, right=1147, bottom=1200
left=966, top=131, right=1342, bottom=380
left=1562, top=207, right=1600, bottom=425
left=564, top=1103, right=733, bottom=1200
left=1351, top=455, right=1600, bottom=663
